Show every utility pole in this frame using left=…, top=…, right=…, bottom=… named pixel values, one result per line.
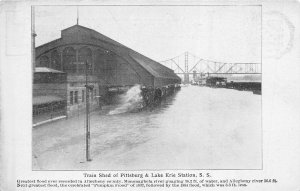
left=76, top=6, right=79, bottom=25
left=31, top=6, right=37, bottom=82
left=85, top=61, right=93, bottom=161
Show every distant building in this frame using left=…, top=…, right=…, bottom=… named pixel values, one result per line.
left=33, top=24, right=180, bottom=120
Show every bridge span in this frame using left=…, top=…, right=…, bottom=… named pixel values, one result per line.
left=160, top=51, right=261, bottom=84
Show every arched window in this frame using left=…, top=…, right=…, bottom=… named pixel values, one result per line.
left=51, top=50, right=61, bottom=71
left=78, top=47, right=93, bottom=74
left=39, top=55, right=49, bottom=67
left=62, top=47, right=76, bottom=73
left=105, top=51, right=116, bottom=74
left=94, top=49, right=107, bottom=74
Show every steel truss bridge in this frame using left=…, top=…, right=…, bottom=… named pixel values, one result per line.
left=160, top=52, right=261, bottom=84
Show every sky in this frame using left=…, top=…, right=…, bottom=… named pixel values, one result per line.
left=35, top=5, right=261, bottom=64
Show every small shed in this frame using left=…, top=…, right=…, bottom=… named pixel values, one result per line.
left=33, top=67, right=67, bottom=124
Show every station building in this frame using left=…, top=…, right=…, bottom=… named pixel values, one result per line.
left=33, top=24, right=181, bottom=122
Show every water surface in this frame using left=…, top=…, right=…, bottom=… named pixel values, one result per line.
left=33, top=86, right=261, bottom=170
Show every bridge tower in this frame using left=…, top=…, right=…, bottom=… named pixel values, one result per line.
left=184, top=52, right=189, bottom=84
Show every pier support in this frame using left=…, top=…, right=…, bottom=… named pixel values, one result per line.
left=184, top=52, right=189, bottom=84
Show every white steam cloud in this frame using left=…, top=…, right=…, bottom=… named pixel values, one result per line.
left=108, top=85, right=143, bottom=115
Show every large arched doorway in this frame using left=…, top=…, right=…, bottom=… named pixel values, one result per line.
left=78, top=47, right=93, bottom=74
left=51, top=50, right=61, bottom=71
left=94, top=49, right=107, bottom=74
left=62, top=47, right=76, bottom=73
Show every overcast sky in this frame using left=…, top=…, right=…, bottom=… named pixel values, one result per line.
left=35, top=5, right=261, bottom=63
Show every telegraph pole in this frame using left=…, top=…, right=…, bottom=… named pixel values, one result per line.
left=31, top=6, right=37, bottom=82
left=76, top=6, right=79, bottom=25
left=85, top=61, right=93, bottom=161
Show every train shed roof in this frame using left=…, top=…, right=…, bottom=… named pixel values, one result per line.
left=36, top=25, right=181, bottom=84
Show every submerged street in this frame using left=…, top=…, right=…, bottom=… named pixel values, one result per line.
left=33, top=86, right=261, bottom=170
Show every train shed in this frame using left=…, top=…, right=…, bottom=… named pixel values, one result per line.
left=34, top=24, right=181, bottom=116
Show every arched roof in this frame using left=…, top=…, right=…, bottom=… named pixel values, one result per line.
left=36, top=25, right=181, bottom=83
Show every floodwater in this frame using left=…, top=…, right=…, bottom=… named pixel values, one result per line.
left=33, top=85, right=262, bottom=170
